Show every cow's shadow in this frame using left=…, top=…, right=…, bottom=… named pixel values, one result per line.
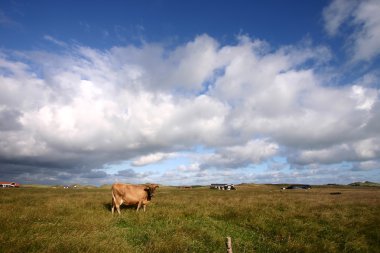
left=103, top=202, right=138, bottom=212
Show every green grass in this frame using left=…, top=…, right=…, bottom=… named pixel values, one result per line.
left=1, top=185, right=379, bottom=252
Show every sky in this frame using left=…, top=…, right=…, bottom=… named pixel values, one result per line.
left=1, top=0, right=380, bottom=186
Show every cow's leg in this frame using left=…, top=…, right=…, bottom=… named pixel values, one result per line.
left=115, top=199, right=122, bottom=215
left=143, top=204, right=146, bottom=212
left=111, top=198, right=115, bottom=215
left=137, top=201, right=142, bottom=212
left=111, top=193, right=120, bottom=215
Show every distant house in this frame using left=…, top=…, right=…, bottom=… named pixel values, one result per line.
left=210, top=184, right=236, bottom=190
left=0, top=182, right=20, bottom=188
left=63, top=184, right=79, bottom=189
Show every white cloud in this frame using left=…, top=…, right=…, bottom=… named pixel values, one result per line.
left=177, top=163, right=201, bottom=172
left=352, top=0, right=380, bottom=61
left=291, top=144, right=354, bottom=165
left=350, top=85, right=377, bottom=110
left=323, top=0, right=380, bottom=61
left=201, top=139, right=279, bottom=169
left=132, top=152, right=176, bottom=166
left=43, top=35, right=67, bottom=47
left=354, top=138, right=380, bottom=159
left=0, top=33, right=379, bottom=185
left=323, top=0, right=357, bottom=36
left=291, top=137, right=380, bottom=165
left=352, top=160, right=380, bottom=171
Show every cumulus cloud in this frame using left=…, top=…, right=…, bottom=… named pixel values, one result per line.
left=132, top=152, right=176, bottom=166
left=201, top=139, right=279, bottom=169
left=323, top=0, right=358, bottom=36
left=290, top=136, right=380, bottom=165
left=323, top=0, right=380, bottom=61
left=0, top=108, right=23, bottom=131
left=0, top=32, right=379, bottom=185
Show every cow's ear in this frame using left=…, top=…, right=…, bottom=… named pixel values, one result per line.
left=144, top=186, right=150, bottom=191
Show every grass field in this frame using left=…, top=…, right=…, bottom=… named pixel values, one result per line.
left=1, top=185, right=379, bottom=252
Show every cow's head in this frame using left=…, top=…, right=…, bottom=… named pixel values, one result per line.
left=145, top=184, right=159, bottom=200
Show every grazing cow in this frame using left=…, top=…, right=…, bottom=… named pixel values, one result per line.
left=111, top=183, right=159, bottom=214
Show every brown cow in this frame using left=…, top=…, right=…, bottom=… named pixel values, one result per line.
left=111, top=183, right=159, bottom=214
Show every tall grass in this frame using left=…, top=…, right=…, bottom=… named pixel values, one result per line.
left=1, top=185, right=379, bottom=252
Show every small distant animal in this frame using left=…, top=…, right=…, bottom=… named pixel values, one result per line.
left=111, top=183, right=159, bottom=214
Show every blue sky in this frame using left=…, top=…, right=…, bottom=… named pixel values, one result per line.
left=1, top=1, right=329, bottom=49
left=1, top=0, right=380, bottom=186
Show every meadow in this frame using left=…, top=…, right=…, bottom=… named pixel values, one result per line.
left=0, top=184, right=379, bottom=253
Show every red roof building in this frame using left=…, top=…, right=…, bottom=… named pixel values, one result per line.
left=0, top=182, right=20, bottom=188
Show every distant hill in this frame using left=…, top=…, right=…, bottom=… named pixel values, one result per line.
left=348, top=181, right=380, bottom=187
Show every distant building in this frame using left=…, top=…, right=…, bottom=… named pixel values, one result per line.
left=210, top=184, right=236, bottom=190
left=63, top=184, right=79, bottom=189
left=0, top=182, right=20, bottom=188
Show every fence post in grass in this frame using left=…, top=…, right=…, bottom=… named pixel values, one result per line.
left=226, top=236, right=233, bottom=253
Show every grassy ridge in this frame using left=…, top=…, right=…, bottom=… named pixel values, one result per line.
left=0, top=185, right=379, bottom=252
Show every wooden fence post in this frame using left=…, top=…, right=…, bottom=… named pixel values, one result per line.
left=226, top=236, right=233, bottom=253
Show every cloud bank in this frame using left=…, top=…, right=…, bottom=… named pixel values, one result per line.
left=1, top=10, right=380, bottom=185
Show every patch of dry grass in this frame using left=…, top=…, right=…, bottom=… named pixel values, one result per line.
left=0, top=185, right=379, bottom=252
